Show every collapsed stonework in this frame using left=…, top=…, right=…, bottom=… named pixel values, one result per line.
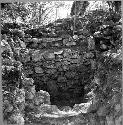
left=1, top=15, right=122, bottom=125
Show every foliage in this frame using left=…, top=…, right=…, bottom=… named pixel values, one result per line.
left=1, top=2, right=66, bottom=28
left=81, top=3, right=122, bottom=118
left=85, top=9, right=121, bottom=35
left=1, top=2, right=29, bottom=23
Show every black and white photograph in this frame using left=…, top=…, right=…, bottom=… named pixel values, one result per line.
left=1, top=1, right=122, bottom=125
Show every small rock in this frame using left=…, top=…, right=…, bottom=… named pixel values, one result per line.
left=44, top=52, right=55, bottom=60
left=32, top=38, right=39, bottom=43
left=32, top=50, right=43, bottom=62
left=35, top=67, right=44, bottom=74
left=73, top=35, right=79, bottom=40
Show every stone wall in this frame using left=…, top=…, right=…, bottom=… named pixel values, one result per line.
left=20, top=18, right=95, bottom=107
left=22, top=47, right=94, bottom=107
left=1, top=15, right=122, bottom=125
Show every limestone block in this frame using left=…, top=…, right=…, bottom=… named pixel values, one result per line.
left=66, top=41, right=76, bottom=46
left=32, top=38, right=39, bottom=43
left=35, top=67, right=44, bottom=74
left=43, top=52, right=55, bottom=60
left=32, top=50, right=43, bottom=62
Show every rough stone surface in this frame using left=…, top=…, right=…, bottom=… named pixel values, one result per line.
left=1, top=14, right=122, bottom=125
left=34, top=90, right=51, bottom=105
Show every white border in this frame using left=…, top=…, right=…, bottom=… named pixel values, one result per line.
left=0, top=1, right=122, bottom=125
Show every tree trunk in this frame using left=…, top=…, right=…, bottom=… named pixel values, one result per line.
left=39, top=4, right=42, bottom=25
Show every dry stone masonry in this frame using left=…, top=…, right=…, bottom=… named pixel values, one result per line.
left=1, top=14, right=122, bottom=125
left=22, top=48, right=93, bottom=107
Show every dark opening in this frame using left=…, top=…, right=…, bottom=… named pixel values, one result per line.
left=30, top=64, right=92, bottom=109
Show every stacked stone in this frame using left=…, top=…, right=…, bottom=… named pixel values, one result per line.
left=24, top=17, right=89, bottom=50
left=1, top=34, right=26, bottom=125
left=2, top=16, right=122, bottom=125
left=22, top=76, right=51, bottom=123
left=7, top=88, right=25, bottom=125
left=22, top=47, right=93, bottom=107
